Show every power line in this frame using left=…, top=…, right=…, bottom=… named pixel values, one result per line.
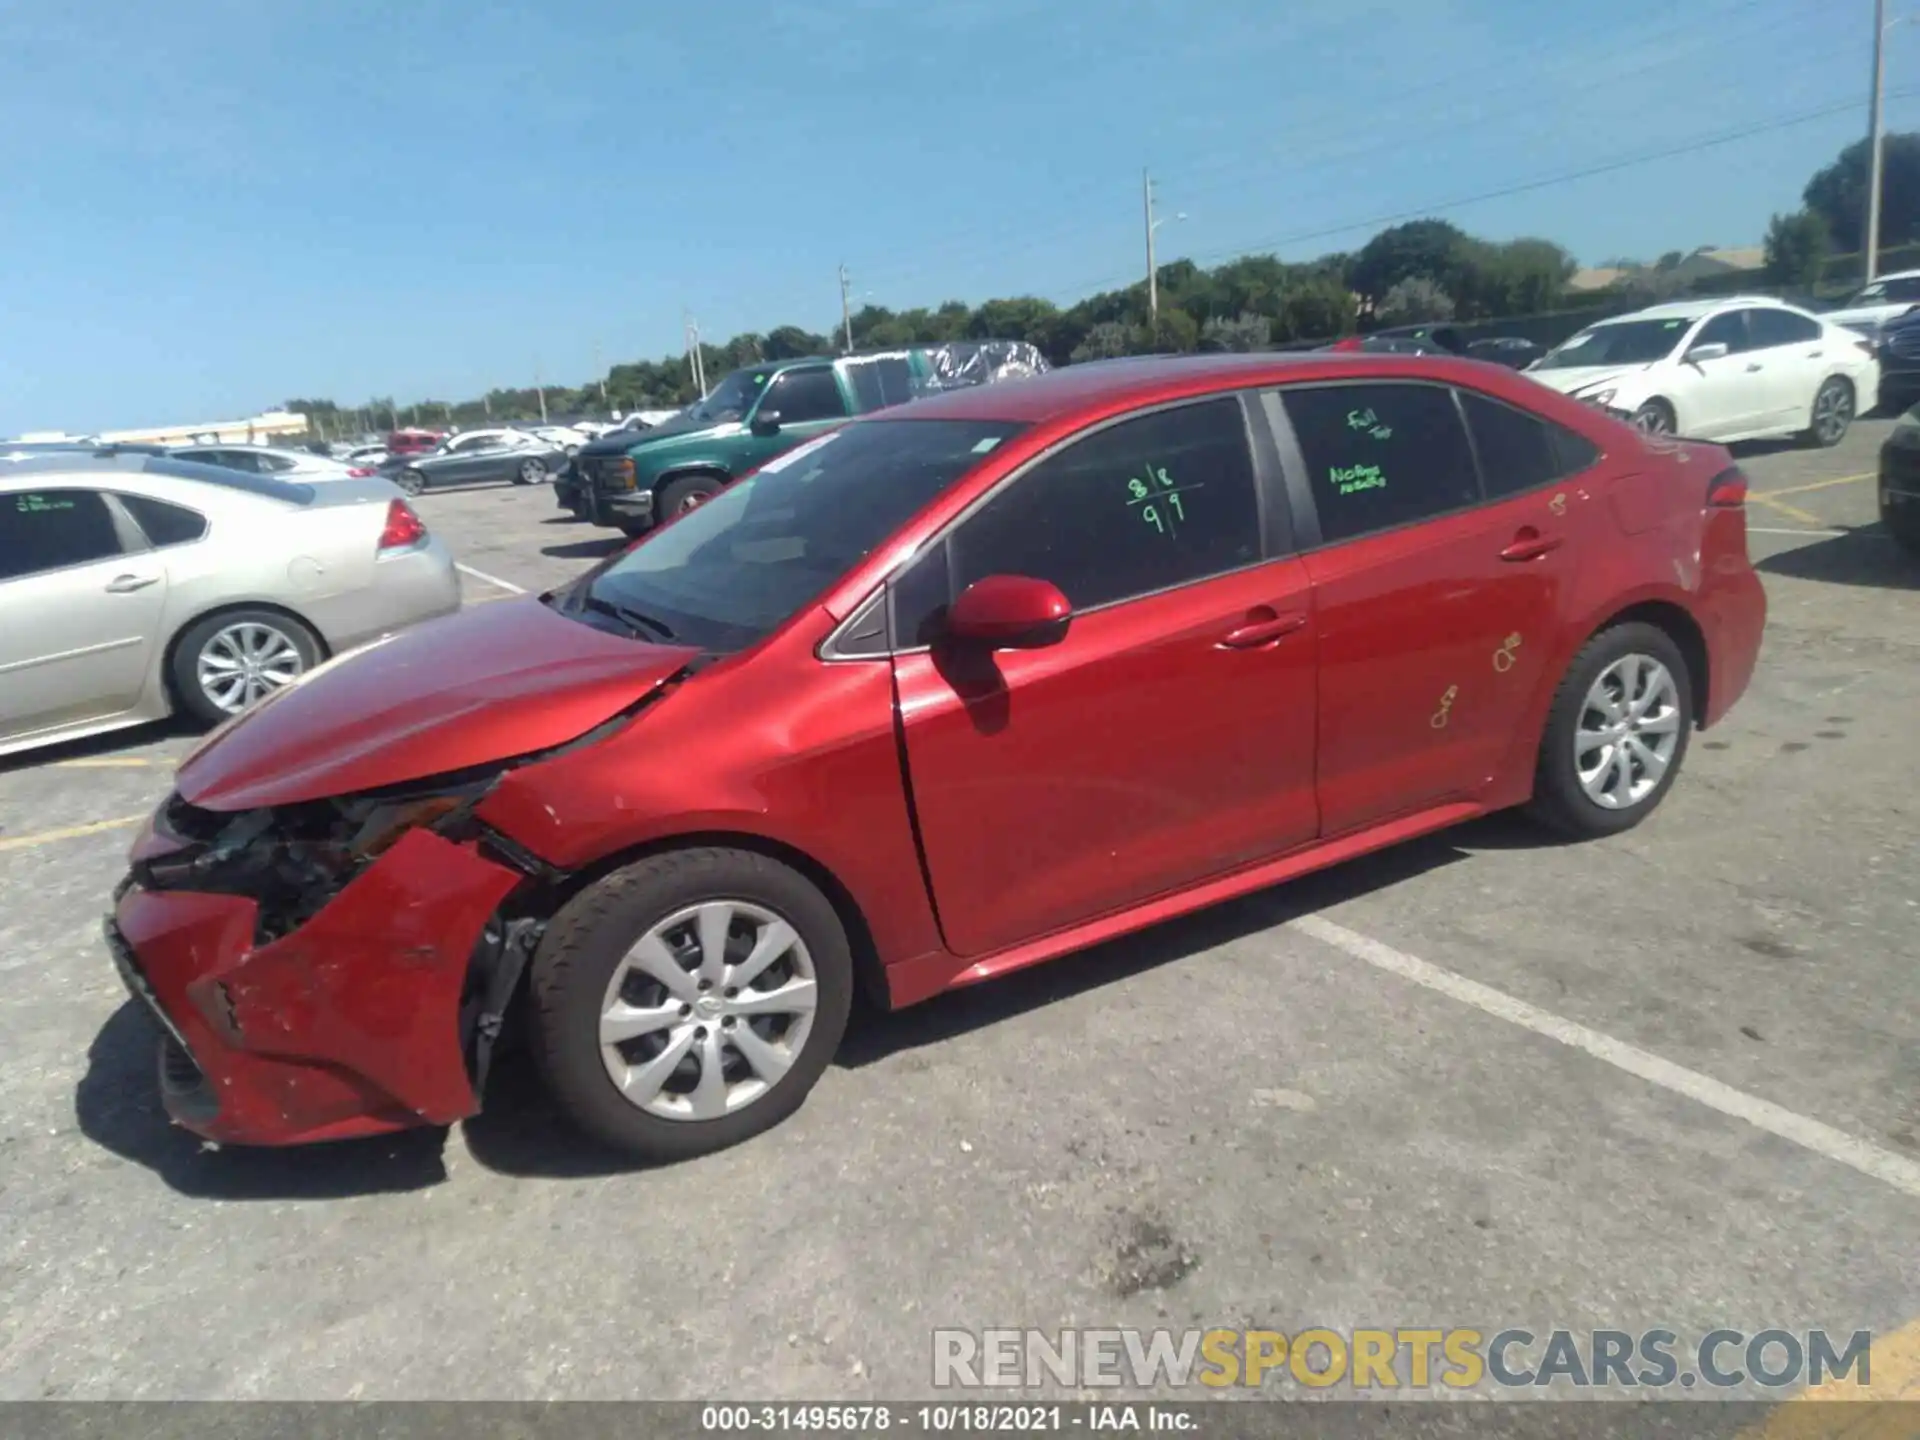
left=1042, top=88, right=1919, bottom=304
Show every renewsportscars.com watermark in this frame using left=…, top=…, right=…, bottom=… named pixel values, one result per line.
left=932, top=1327, right=1875, bottom=1392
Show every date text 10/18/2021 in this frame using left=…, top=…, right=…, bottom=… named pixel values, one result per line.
left=701, top=1405, right=1194, bottom=1433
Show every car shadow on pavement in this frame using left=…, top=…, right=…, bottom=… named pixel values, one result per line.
left=0, top=716, right=190, bottom=776
left=75, top=1002, right=451, bottom=1200
left=1755, top=526, right=1918, bottom=589
left=540, top=537, right=625, bottom=561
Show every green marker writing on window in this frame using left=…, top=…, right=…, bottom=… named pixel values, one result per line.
left=1329, top=463, right=1387, bottom=497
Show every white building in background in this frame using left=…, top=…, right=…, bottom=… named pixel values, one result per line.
left=11, top=410, right=311, bottom=446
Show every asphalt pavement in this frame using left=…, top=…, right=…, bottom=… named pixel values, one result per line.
left=0, top=424, right=1914, bottom=1406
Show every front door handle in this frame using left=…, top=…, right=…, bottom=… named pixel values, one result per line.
left=105, top=574, right=158, bottom=593
left=1498, top=532, right=1564, bottom=563
left=1218, top=612, right=1308, bottom=649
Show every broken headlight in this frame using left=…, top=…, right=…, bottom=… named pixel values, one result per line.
left=141, top=771, right=504, bottom=943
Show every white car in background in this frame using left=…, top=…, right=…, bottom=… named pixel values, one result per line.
left=1527, top=297, right=1878, bottom=447
left=1819, top=269, right=1920, bottom=339
left=169, top=443, right=375, bottom=481
left=517, top=423, right=590, bottom=455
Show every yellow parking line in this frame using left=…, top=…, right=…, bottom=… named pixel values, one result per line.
left=1756, top=471, right=1875, bottom=501
left=1736, top=1317, right=1920, bottom=1438
left=0, top=815, right=144, bottom=853
left=52, top=757, right=154, bottom=769
left=1750, top=493, right=1830, bottom=526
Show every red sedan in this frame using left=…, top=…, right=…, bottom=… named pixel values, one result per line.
left=107, top=354, right=1766, bottom=1160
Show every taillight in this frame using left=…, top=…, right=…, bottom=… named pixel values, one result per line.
left=1706, top=467, right=1748, bottom=508
left=348, top=465, right=376, bottom=477
left=377, top=498, right=427, bottom=551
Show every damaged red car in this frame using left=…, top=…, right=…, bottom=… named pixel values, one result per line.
left=107, top=353, right=1766, bottom=1161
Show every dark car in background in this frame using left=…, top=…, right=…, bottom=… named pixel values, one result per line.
left=1879, top=403, right=1920, bottom=556
left=1327, top=323, right=1471, bottom=356
left=1871, top=306, right=1920, bottom=411
left=380, top=427, right=569, bottom=495
left=1468, top=336, right=1545, bottom=369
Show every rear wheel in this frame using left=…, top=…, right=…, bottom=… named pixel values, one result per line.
left=395, top=468, right=427, bottom=496
left=171, top=608, right=324, bottom=726
left=659, top=473, right=723, bottom=517
left=1803, top=377, right=1854, bottom=448
left=529, top=848, right=854, bottom=1161
left=1526, top=622, right=1693, bottom=839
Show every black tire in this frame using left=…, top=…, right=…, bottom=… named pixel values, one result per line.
left=1525, top=621, right=1694, bottom=840
left=1884, top=490, right=1920, bottom=557
left=1801, top=376, right=1853, bottom=448
left=395, top=468, right=427, bottom=496
left=528, top=847, right=854, bottom=1162
left=169, top=607, right=324, bottom=728
left=1629, top=399, right=1675, bottom=437
left=514, top=457, right=547, bottom=485
left=616, top=518, right=651, bottom=539
left=658, top=473, right=724, bottom=517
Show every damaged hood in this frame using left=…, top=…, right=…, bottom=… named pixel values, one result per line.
left=176, top=598, right=699, bottom=810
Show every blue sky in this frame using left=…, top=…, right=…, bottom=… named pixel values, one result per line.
left=0, top=0, right=1907, bottom=435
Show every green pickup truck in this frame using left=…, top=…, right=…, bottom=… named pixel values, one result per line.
left=558, top=341, right=1048, bottom=535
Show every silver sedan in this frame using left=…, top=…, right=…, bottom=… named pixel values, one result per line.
left=0, top=450, right=462, bottom=759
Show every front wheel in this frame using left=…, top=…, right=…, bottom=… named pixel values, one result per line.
left=1630, top=400, right=1675, bottom=436
left=1883, top=486, right=1920, bottom=557
left=1526, top=622, right=1694, bottom=839
left=1803, top=377, right=1853, bottom=448
left=515, top=457, right=548, bottom=485
left=528, top=848, right=854, bottom=1162
left=395, top=468, right=427, bottom=496
left=171, top=608, right=324, bottom=726
left=659, top=474, right=723, bottom=517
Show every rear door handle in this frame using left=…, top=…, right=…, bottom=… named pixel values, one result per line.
left=105, top=574, right=158, bottom=593
left=1498, top=534, right=1564, bottom=563
left=1218, top=613, right=1308, bottom=648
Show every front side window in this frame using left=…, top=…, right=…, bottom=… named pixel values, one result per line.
left=1692, top=311, right=1751, bottom=354
left=1284, top=383, right=1480, bottom=544
left=0, top=489, right=124, bottom=581
left=761, top=368, right=847, bottom=424
left=682, top=368, right=772, bottom=424
left=939, top=397, right=1262, bottom=616
left=566, top=419, right=1024, bottom=653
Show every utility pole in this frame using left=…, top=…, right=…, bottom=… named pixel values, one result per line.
left=1866, top=0, right=1889, bottom=282
left=1143, top=169, right=1159, bottom=330
left=483, top=393, right=492, bottom=421
left=534, top=364, right=548, bottom=424
left=839, top=263, right=855, bottom=354
left=683, top=312, right=708, bottom=397
left=593, top=342, right=608, bottom=408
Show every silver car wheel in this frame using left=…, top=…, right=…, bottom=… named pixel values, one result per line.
left=1813, top=380, right=1852, bottom=444
left=518, top=458, right=547, bottom=484
left=1574, top=653, right=1682, bottom=810
left=597, top=899, right=818, bottom=1122
left=196, top=621, right=307, bottom=714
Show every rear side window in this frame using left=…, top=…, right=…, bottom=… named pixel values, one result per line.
left=1283, top=383, right=1480, bottom=544
left=1748, top=308, right=1821, bottom=347
left=119, top=493, right=209, bottom=547
left=943, top=396, right=1262, bottom=613
left=0, top=489, right=124, bottom=580
left=1459, top=391, right=1599, bottom=499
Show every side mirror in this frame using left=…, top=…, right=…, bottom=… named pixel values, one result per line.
left=750, top=410, right=784, bottom=436
left=1685, top=342, right=1729, bottom=364
left=945, top=575, right=1072, bottom=650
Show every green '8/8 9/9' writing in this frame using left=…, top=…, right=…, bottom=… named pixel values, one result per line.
left=1126, top=464, right=1201, bottom=538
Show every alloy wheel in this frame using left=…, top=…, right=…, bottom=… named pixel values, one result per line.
left=519, top=458, right=546, bottom=483
left=1574, top=653, right=1682, bottom=810
left=1633, top=405, right=1672, bottom=436
left=397, top=470, right=426, bottom=496
left=196, top=621, right=307, bottom=714
left=1813, top=382, right=1852, bottom=445
left=597, top=899, right=818, bottom=1121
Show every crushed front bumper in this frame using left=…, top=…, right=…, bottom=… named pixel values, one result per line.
left=108, top=820, right=522, bottom=1146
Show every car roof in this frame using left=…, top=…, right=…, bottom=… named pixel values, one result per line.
left=870, top=351, right=1528, bottom=425
left=0, top=449, right=316, bottom=504
left=1606, top=295, right=1811, bottom=324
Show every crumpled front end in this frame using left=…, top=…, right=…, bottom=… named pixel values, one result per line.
left=108, top=792, right=527, bottom=1146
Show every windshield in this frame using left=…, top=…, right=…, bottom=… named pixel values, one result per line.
left=564, top=418, right=1024, bottom=653
left=681, top=368, right=773, bottom=424
left=1536, top=318, right=1691, bottom=369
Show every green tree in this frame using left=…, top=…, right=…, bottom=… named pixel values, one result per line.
left=764, top=325, right=830, bottom=360
left=1199, top=312, right=1272, bottom=352
left=1145, top=309, right=1200, bottom=353
left=968, top=295, right=1060, bottom=344
left=1351, top=219, right=1470, bottom=303
left=1764, top=209, right=1832, bottom=290
left=1804, top=133, right=1920, bottom=253
left=1069, top=321, right=1135, bottom=363
left=1377, top=276, right=1455, bottom=325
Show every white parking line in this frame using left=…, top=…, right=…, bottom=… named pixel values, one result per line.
left=456, top=563, right=527, bottom=595
left=1747, top=526, right=1847, bottom=537
left=1290, top=914, right=1920, bottom=1201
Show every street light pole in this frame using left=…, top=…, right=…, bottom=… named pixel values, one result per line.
left=840, top=263, right=855, bottom=354
left=1866, top=0, right=1889, bottom=282
left=1143, top=170, right=1159, bottom=329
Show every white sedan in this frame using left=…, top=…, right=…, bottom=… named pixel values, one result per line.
left=170, top=443, right=376, bottom=481
left=1527, top=297, right=1879, bottom=447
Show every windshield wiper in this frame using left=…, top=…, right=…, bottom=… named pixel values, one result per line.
left=582, top=593, right=677, bottom=641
